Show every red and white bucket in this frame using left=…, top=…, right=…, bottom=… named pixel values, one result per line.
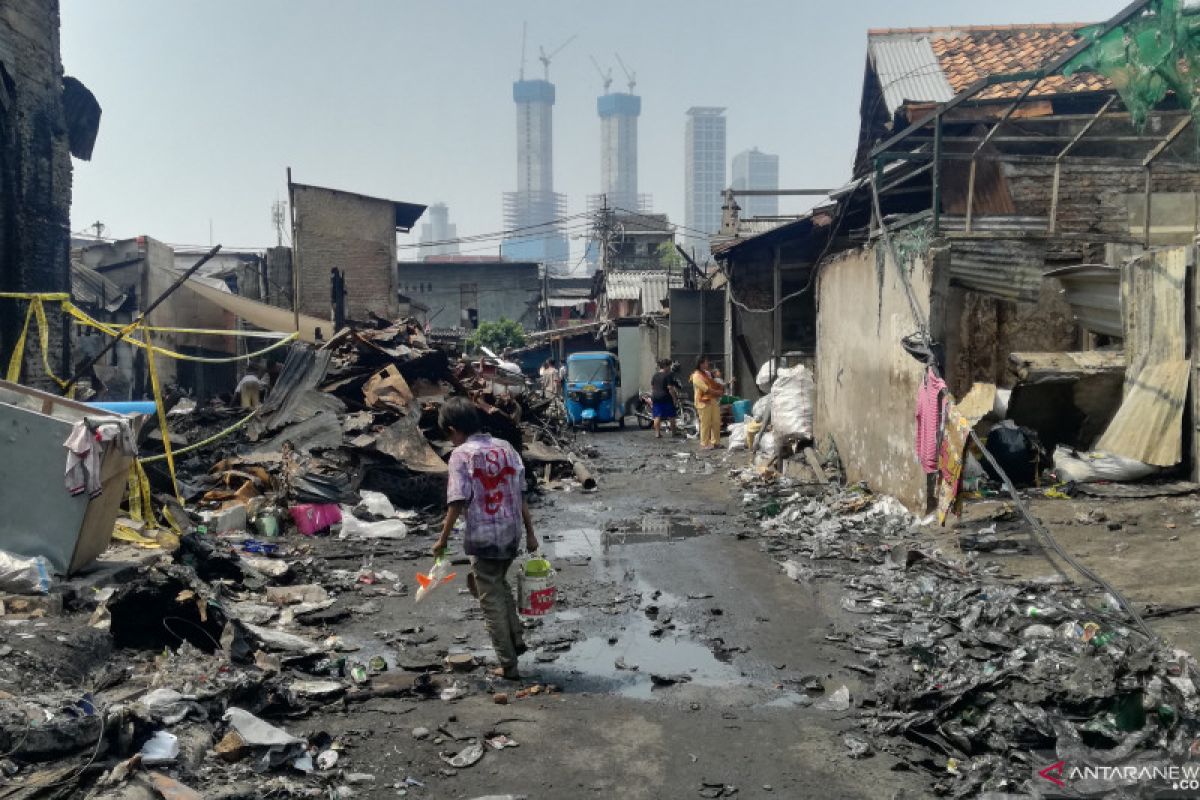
left=517, top=556, right=556, bottom=616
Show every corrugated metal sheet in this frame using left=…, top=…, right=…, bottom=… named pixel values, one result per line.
left=947, top=237, right=1046, bottom=302
left=604, top=270, right=683, bottom=312
left=869, top=36, right=954, bottom=113
left=1043, top=265, right=1122, bottom=338
left=70, top=260, right=127, bottom=312
left=1095, top=247, right=1189, bottom=466
left=1095, top=359, right=1189, bottom=466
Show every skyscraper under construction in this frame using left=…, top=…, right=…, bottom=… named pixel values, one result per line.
left=502, top=77, right=569, bottom=266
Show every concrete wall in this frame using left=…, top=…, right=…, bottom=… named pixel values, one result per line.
left=293, top=185, right=398, bottom=322
left=0, top=0, right=73, bottom=387
left=397, top=261, right=541, bottom=330
left=815, top=244, right=941, bottom=511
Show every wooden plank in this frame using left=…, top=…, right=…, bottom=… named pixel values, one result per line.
left=803, top=447, right=828, bottom=484
left=1008, top=351, right=1125, bottom=383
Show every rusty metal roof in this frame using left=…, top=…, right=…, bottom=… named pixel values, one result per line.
left=867, top=24, right=1111, bottom=108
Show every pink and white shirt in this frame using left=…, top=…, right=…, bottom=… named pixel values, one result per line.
left=447, top=434, right=526, bottom=559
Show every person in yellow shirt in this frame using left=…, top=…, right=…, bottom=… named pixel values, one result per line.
left=690, top=355, right=723, bottom=450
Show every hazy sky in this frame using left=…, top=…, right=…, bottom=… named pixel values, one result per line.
left=61, top=0, right=1103, bottom=257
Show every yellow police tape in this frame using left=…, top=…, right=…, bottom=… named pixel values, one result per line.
left=1, top=293, right=299, bottom=375
left=4, top=296, right=70, bottom=389
left=142, top=322, right=182, bottom=503
left=137, top=407, right=258, bottom=464
left=62, top=303, right=300, bottom=363
left=0, top=291, right=292, bottom=525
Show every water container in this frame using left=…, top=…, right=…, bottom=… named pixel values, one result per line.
left=731, top=399, right=753, bottom=422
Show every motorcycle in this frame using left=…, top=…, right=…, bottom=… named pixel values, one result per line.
left=629, top=391, right=699, bottom=438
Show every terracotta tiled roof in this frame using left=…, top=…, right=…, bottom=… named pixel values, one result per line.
left=871, top=24, right=1111, bottom=103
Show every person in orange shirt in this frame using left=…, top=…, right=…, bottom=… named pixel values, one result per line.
left=690, top=355, right=723, bottom=450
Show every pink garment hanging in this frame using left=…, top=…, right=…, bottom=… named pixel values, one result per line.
left=914, top=367, right=946, bottom=474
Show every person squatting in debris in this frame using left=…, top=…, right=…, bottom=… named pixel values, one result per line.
left=650, top=358, right=682, bottom=438
left=432, top=397, right=539, bottom=681
left=236, top=368, right=265, bottom=409
left=691, top=355, right=723, bottom=450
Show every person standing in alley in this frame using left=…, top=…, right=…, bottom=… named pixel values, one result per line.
left=431, top=397, right=539, bottom=681
left=691, top=355, right=723, bottom=450
left=650, top=358, right=681, bottom=438
left=539, top=359, right=560, bottom=397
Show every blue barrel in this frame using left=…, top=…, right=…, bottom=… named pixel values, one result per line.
left=731, top=399, right=753, bottom=422
left=85, top=401, right=157, bottom=415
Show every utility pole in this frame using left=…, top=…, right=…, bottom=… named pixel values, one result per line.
left=287, top=168, right=301, bottom=334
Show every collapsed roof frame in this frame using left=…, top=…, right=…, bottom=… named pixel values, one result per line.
left=865, top=0, right=1199, bottom=247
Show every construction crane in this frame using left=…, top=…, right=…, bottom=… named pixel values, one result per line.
left=538, top=34, right=577, bottom=80
left=518, top=21, right=527, bottom=80
left=589, top=55, right=613, bottom=94
left=614, top=52, right=636, bottom=94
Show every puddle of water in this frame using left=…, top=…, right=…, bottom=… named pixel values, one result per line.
left=536, top=612, right=739, bottom=699
left=602, top=515, right=707, bottom=548
left=543, top=528, right=600, bottom=559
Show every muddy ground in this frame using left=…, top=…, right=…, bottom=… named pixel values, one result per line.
left=6, top=427, right=1192, bottom=798
left=282, top=430, right=934, bottom=799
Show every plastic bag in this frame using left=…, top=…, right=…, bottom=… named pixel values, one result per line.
left=0, top=550, right=51, bottom=594
left=1053, top=446, right=1160, bottom=484
left=356, top=490, right=396, bottom=518
left=338, top=513, right=408, bottom=540
left=755, top=360, right=783, bottom=393
left=770, top=366, right=814, bottom=441
left=726, top=422, right=747, bottom=452
left=415, top=557, right=457, bottom=603
left=289, top=504, right=342, bottom=536
left=751, top=396, right=771, bottom=423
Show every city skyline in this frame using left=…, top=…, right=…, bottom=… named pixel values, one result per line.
left=60, top=0, right=1105, bottom=256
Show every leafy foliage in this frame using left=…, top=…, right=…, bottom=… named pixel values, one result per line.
left=465, top=318, right=527, bottom=353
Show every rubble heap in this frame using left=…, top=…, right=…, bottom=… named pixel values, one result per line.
left=741, top=474, right=1200, bottom=798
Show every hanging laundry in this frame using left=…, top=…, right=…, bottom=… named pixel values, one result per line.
left=64, top=418, right=136, bottom=497
left=937, top=400, right=971, bottom=525
left=914, top=367, right=946, bottom=474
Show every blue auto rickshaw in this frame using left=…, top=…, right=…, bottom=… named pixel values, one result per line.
left=564, top=351, right=624, bottom=431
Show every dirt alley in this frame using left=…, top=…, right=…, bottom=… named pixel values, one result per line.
left=302, top=428, right=931, bottom=799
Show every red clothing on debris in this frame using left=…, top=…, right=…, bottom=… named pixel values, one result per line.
left=914, top=367, right=946, bottom=474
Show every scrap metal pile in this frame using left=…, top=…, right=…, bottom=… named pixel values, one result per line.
left=150, top=320, right=589, bottom=530
left=740, top=474, right=1200, bottom=798
left=0, top=321, right=587, bottom=798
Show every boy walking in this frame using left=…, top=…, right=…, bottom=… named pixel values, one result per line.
left=432, top=398, right=539, bottom=680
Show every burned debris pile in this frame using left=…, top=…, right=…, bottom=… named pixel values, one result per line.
left=0, top=320, right=584, bottom=798
left=741, top=475, right=1200, bottom=798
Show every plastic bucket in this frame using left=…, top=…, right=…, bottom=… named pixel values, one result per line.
left=731, top=399, right=753, bottom=422
left=518, top=557, right=556, bottom=616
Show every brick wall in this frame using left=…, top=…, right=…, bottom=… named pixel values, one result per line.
left=293, top=186, right=398, bottom=322
left=0, top=0, right=73, bottom=388
left=1004, top=161, right=1200, bottom=260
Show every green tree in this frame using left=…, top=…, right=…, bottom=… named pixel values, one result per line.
left=656, top=241, right=684, bottom=270
left=465, top=318, right=527, bottom=353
